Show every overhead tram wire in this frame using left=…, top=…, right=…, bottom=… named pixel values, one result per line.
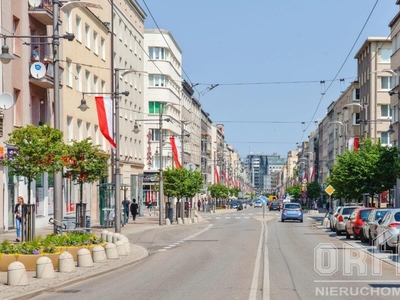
left=299, top=0, right=380, bottom=142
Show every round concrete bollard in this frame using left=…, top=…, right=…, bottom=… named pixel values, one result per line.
left=118, top=236, right=131, bottom=253
left=165, top=218, right=171, bottom=226
left=117, top=234, right=127, bottom=242
left=106, top=232, right=114, bottom=243
left=192, top=217, right=198, bottom=224
left=58, top=251, right=75, bottom=273
left=115, top=240, right=127, bottom=256
left=7, top=262, right=28, bottom=286
left=196, top=215, right=203, bottom=222
left=112, top=233, right=121, bottom=244
left=92, top=245, right=107, bottom=263
left=105, top=243, right=119, bottom=260
left=77, top=248, right=93, bottom=268
left=183, top=218, right=189, bottom=224
left=101, top=230, right=108, bottom=241
left=36, top=256, right=55, bottom=279
left=177, top=218, right=183, bottom=225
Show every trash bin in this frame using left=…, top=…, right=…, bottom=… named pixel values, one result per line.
left=62, top=215, right=76, bottom=230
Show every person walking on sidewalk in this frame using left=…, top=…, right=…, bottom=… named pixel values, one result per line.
left=14, top=196, right=27, bottom=242
left=147, top=200, right=153, bottom=216
left=122, top=198, right=130, bottom=224
left=130, top=199, right=138, bottom=223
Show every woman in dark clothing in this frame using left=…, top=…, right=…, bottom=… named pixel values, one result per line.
left=130, top=199, right=139, bottom=223
left=14, top=196, right=27, bottom=242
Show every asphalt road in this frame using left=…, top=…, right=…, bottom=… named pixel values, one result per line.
left=29, top=207, right=400, bottom=300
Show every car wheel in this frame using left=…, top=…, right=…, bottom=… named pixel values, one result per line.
left=336, top=228, right=342, bottom=236
left=346, top=230, right=350, bottom=239
left=300, top=219, right=303, bottom=223
left=281, top=219, right=284, bottom=222
left=359, top=230, right=367, bottom=243
left=368, top=231, right=373, bottom=245
left=353, top=228, right=359, bottom=240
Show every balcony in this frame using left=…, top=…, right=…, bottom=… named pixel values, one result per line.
left=29, top=60, right=63, bottom=89
left=28, top=0, right=55, bottom=25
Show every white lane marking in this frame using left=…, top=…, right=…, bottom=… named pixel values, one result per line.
left=235, top=217, right=241, bottom=219
left=158, top=249, right=167, bottom=252
left=225, top=217, right=231, bottom=219
left=216, top=217, right=221, bottom=219
left=245, top=217, right=250, bottom=219
left=249, top=221, right=265, bottom=300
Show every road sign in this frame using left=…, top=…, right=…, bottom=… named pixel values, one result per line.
left=325, top=185, right=335, bottom=196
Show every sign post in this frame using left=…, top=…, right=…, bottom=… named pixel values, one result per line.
left=325, top=185, right=335, bottom=212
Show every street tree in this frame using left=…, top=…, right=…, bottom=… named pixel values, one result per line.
left=286, top=185, right=301, bottom=199
left=208, top=184, right=230, bottom=202
left=307, top=181, right=322, bottom=200
left=63, top=138, right=109, bottom=223
left=3, top=125, right=66, bottom=205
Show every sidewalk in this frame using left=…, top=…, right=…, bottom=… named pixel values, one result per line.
left=0, top=213, right=183, bottom=300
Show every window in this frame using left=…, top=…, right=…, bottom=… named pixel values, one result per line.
left=352, top=113, right=360, bottom=125
left=76, top=16, right=82, bottom=42
left=101, top=80, right=106, bottom=93
left=381, top=131, right=390, bottom=145
left=149, top=47, right=168, bottom=60
left=380, top=104, right=392, bottom=118
left=380, top=49, right=391, bottom=63
left=94, top=125, right=99, bottom=145
left=66, top=11, right=72, bottom=33
left=93, top=31, right=98, bottom=55
left=101, top=38, right=106, bottom=60
left=85, top=24, right=90, bottom=48
left=150, top=129, right=160, bottom=141
left=381, top=76, right=392, bottom=90
left=353, top=88, right=360, bottom=101
left=76, top=65, right=82, bottom=92
left=66, top=59, right=73, bottom=87
left=93, top=75, right=98, bottom=93
left=149, top=75, right=167, bottom=87
left=86, top=122, right=91, bottom=138
left=77, top=119, right=83, bottom=141
left=67, top=117, right=73, bottom=143
left=85, top=70, right=90, bottom=93
left=148, top=102, right=165, bottom=114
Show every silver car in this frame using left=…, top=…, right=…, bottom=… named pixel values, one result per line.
left=335, top=206, right=361, bottom=235
left=376, top=208, right=400, bottom=252
left=361, top=208, right=391, bottom=245
left=329, top=206, right=341, bottom=231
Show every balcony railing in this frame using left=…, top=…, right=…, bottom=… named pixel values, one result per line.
left=28, top=0, right=55, bottom=25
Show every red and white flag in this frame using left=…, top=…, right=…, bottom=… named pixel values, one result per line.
left=169, top=136, right=182, bottom=168
left=222, top=171, right=228, bottom=187
left=308, top=166, right=315, bottom=182
left=95, top=96, right=116, bottom=148
left=214, top=166, right=220, bottom=184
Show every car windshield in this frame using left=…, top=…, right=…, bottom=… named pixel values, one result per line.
left=360, top=210, right=372, bottom=220
left=285, top=204, right=300, bottom=209
left=342, top=207, right=356, bottom=215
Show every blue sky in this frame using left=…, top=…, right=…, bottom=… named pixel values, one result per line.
left=140, top=0, right=395, bottom=158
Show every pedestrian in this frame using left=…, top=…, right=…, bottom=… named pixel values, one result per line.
left=313, top=200, right=318, bottom=210
left=121, top=198, right=130, bottom=224
left=325, top=201, right=330, bottom=217
left=197, top=200, right=201, bottom=211
left=147, top=200, right=153, bottom=216
left=30, top=46, right=40, bottom=62
left=14, top=196, right=27, bottom=242
left=130, top=199, right=139, bottom=223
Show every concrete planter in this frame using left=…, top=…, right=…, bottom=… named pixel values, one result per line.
left=0, top=253, right=60, bottom=271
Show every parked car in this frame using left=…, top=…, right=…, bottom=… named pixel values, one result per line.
left=281, top=202, right=303, bottom=222
left=334, top=206, right=361, bottom=236
left=361, top=208, right=391, bottom=244
left=329, top=206, right=342, bottom=231
left=375, top=208, right=400, bottom=252
left=345, top=207, right=375, bottom=240
left=269, top=202, right=280, bottom=211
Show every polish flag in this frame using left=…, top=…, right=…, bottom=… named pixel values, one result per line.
left=95, top=96, right=116, bottom=148
left=308, top=166, right=315, bottom=182
left=214, top=166, right=220, bottom=184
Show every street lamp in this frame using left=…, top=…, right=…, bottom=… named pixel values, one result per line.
left=77, top=68, right=134, bottom=233
left=133, top=105, right=172, bottom=226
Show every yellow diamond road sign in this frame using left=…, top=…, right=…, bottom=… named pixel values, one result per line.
left=325, top=185, right=335, bottom=196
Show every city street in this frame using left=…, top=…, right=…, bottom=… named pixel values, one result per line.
left=29, top=207, right=400, bottom=300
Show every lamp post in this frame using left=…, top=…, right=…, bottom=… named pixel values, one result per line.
left=133, top=105, right=171, bottom=226
left=78, top=68, right=134, bottom=233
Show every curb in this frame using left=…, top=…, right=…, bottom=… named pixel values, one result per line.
left=10, top=244, right=149, bottom=300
